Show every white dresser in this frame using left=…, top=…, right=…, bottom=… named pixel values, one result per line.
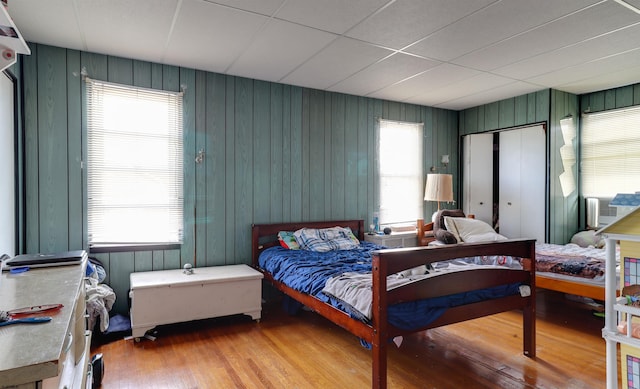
left=0, top=260, right=91, bottom=389
left=129, top=264, right=263, bottom=340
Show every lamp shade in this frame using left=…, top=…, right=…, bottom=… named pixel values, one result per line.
left=424, top=174, right=453, bottom=202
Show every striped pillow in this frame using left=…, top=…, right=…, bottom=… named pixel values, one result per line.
left=294, top=227, right=360, bottom=252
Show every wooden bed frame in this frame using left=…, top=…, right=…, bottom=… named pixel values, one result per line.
left=251, top=220, right=536, bottom=389
left=536, top=272, right=605, bottom=301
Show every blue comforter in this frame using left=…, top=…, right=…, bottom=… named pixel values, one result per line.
left=259, top=243, right=521, bottom=331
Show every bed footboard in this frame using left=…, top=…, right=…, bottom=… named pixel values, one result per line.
left=370, top=239, right=536, bottom=389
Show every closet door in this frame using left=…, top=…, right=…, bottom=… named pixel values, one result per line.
left=498, top=125, right=545, bottom=242
left=462, top=133, right=493, bottom=225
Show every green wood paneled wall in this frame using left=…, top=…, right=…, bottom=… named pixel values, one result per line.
left=580, top=82, right=640, bottom=113
left=459, top=90, right=550, bottom=135
left=19, top=43, right=457, bottom=314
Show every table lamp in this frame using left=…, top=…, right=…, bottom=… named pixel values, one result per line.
left=424, top=173, right=453, bottom=221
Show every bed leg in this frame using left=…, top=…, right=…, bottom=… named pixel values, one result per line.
left=372, top=340, right=387, bottom=389
left=523, top=296, right=536, bottom=358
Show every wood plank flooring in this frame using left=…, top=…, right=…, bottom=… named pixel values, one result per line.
left=90, top=290, right=612, bottom=388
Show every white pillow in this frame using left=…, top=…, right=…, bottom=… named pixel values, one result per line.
left=443, top=216, right=463, bottom=243
left=443, top=217, right=507, bottom=243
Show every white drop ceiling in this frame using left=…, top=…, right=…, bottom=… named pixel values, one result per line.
left=7, top=0, right=640, bottom=110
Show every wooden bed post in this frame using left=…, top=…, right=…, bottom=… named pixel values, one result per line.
left=371, top=251, right=388, bottom=389
left=523, top=248, right=537, bottom=358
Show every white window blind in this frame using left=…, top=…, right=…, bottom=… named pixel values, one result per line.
left=581, top=106, right=640, bottom=197
left=378, top=119, right=423, bottom=225
left=86, top=78, right=184, bottom=246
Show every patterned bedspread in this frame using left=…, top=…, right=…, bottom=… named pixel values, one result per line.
left=535, top=243, right=610, bottom=280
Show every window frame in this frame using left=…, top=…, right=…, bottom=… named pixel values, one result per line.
left=85, top=78, right=184, bottom=250
left=376, top=118, right=424, bottom=228
left=580, top=105, right=640, bottom=198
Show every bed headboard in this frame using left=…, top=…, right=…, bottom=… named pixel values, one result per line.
left=251, top=219, right=365, bottom=267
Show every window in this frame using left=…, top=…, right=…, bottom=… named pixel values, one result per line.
left=86, top=79, right=184, bottom=246
left=377, top=119, right=423, bottom=226
left=581, top=106, right=640, bottom=198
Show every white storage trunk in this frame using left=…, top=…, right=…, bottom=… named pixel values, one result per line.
left=129, top=264, right=263, bottom=339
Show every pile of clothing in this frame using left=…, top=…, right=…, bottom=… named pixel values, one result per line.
left=85, top=258, right=116, bottom=333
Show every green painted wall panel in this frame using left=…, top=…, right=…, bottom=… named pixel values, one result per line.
left=323, top=93, right=332, bottom=218
left=269, top=83, right=284, bottom=222
left=253, top=80, right=271, bottom=224
left=331, top=93, right=346, bottom=219
left=23, top=44, right=38, bottom=252
left=308, top=90, right=325, bottom=220
left=152, top=250, right=164, bottom=270
left=107, top=56, right=133, bottom=85
left=134, top=251, right=153, bottom=272
left=66, top=50, right=83, bottom=250
left=180, top=68, right=196, bottom=267
left=220, top=75, right=235, bottom=266
left=132, top=60, right=151, bottom=88
left=616, top=86, right=634, bottom=108
left=234, top=77, right=253, bottom=264
left=280, top=85, right=292, bottom=221
left=344, top=95, right=359, bottom=220
left=356, top=97, right=368, bottom=222
left=498, top=99, right=515, bottom=128
left=290, top=86, right=303, bottom=222
left=37, top=45, right=69, bottom=252
left=514, top=95, right=528, bottom=126
left=108, top=252, right=134, bottom=314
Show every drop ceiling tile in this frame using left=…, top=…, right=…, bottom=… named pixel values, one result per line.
left=453, top=0, right=640, bottom=71
left=329, top=53, right=441, bottom=96
left=228, top=19, right=337, bottom=82
left=495, top=23, right=640, bottom=80
left=561, top=63, right=640, bottom=95
left=431, top=82, right=545, bottom=110
left=346, top=0, right=494, bottom=50
left=407, top=0, right=603, bottom=62
left=274, top=0, right=388, bottom=34
left=525, top=48, right=640, bottom=90
left=77, top=0, right=179, bottom=63
left=368, top=63, right=480, bottom=102
left=407, top=72, right=516, bottom=106
left=164, top=1, right=267, bottom=73
left=9, top=0, right=85, bottom=51
left=202, top=0, right=285, bottom=16
left=280, top=37, right=392, bottom=90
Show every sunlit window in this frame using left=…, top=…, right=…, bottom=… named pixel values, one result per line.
left=86, top=79, right=183, bottom=246
left=378, top=119, right=423, bottom=226
left=581, top=106, right=640, bottom=198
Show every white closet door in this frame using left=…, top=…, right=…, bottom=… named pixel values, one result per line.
left=498, top=125, right=545, bottom=242
left=462, top=133, right=493, bottom=225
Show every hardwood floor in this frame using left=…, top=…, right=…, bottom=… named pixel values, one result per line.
left=90, top=290, right=611, bottom=388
